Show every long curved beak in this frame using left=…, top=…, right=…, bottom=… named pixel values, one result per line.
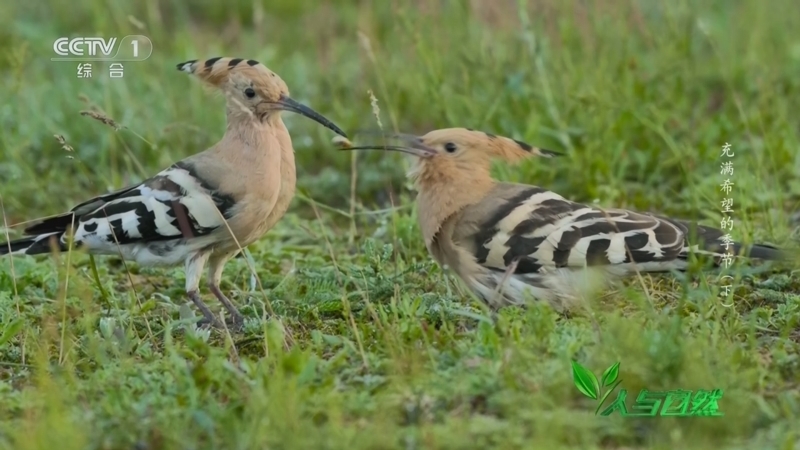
left=339, top=145, right=435, bottom=158
left=274, top=94, right=347, bottom=138
left=336, top=132, right=437, bottom=158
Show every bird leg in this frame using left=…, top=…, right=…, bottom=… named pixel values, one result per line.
left=210, top=285, right=245, bottom=328
left=208, top=251, right=245, bottom=328
left=185, top=252, right=224, bottom=329
left=188, top=290, right=224, bottom=329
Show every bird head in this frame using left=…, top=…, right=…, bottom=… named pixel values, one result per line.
left=177, top=57, right=346, bottom=137
left=340, top=128, right=562, bottom=244
left=341, top=127, right=560, bottom=185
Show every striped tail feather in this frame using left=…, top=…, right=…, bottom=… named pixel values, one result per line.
left=22, top=212, right=77, bottom=236
left=744, top=243, right=786, bottom=260
left=0, top=232, right=68, bottom=256
left=675, top=222, right=787, bottom=264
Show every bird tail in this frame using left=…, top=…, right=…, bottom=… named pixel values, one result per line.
left=0, top=232, right=67, bottom=256
left=681, top=222, right=789, bottom=263
left=739, top=242, right=787, bottom=261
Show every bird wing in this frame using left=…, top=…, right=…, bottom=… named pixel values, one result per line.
left=460, top=184, right=731, bottom=275
left=23, top=161, right=236, bottom=248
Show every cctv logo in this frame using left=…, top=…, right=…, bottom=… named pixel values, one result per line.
left=54, top=37, right=117, bottom=58
left=52, top=35, right=153, bottom=62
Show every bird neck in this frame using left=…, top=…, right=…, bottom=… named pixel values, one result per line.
left=210, top=113, right=286, bottom=179
left=182, top=113, right=285, bottom=206
left=413, top=161, right=495, bottom=248
left=222, top=116, right=271, bottom=147
left=269, top=116, right=297, bottom=187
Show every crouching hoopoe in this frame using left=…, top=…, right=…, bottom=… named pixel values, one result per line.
left=340, top=128, right=786, bottom=311
left=0, top=57, right=347, bottom=329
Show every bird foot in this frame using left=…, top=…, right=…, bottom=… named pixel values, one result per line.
left=196, top=314, right=244, bottom=332
left=209, top=284, right=246, bottom=329
left=187, top=290, right=227, bottom=330
left=187, top=288, right=246, bottom=332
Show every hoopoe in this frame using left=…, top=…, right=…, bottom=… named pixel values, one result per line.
left=1, top=57, right=347, bottom=329
left=340, top=128, right=786, bottom=310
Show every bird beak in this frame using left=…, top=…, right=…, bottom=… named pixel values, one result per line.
left=273, top=94, right=348, bottom=138
left=339, top=144, right=437, bottom=158
left=337, top=132, right=437, bottom=158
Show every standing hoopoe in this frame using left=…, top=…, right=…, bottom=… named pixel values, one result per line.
left=340, top=128, right=786, bottom=310
left=1, top=57, right=347, bottom=329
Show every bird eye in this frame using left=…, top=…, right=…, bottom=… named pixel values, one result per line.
left=444, top=142, right=457, bottom=153
left=244, top=87, right=256, bottom=99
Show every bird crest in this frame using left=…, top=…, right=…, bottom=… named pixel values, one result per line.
left=424, top=128, right=562, bottom=163
left=177, top=57, right=279, bottom=87
left=176, top=56, right=291, bottom=108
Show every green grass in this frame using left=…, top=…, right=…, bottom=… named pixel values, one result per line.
left=1, top=0, right=800, bottom=448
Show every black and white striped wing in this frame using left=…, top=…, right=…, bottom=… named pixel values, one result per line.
left=23, top=161, right=235, bottom=250
left=467, top=185, right=727, bottom=275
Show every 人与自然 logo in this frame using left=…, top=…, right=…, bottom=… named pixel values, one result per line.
left=571, top=360, right=724, bottom=417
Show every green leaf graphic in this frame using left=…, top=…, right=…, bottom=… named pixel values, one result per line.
left=601, top=362, right=620, bottom=387
left=595, top=378, right=623, bottom=415
left=571, top=360, right=600, bottom=399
